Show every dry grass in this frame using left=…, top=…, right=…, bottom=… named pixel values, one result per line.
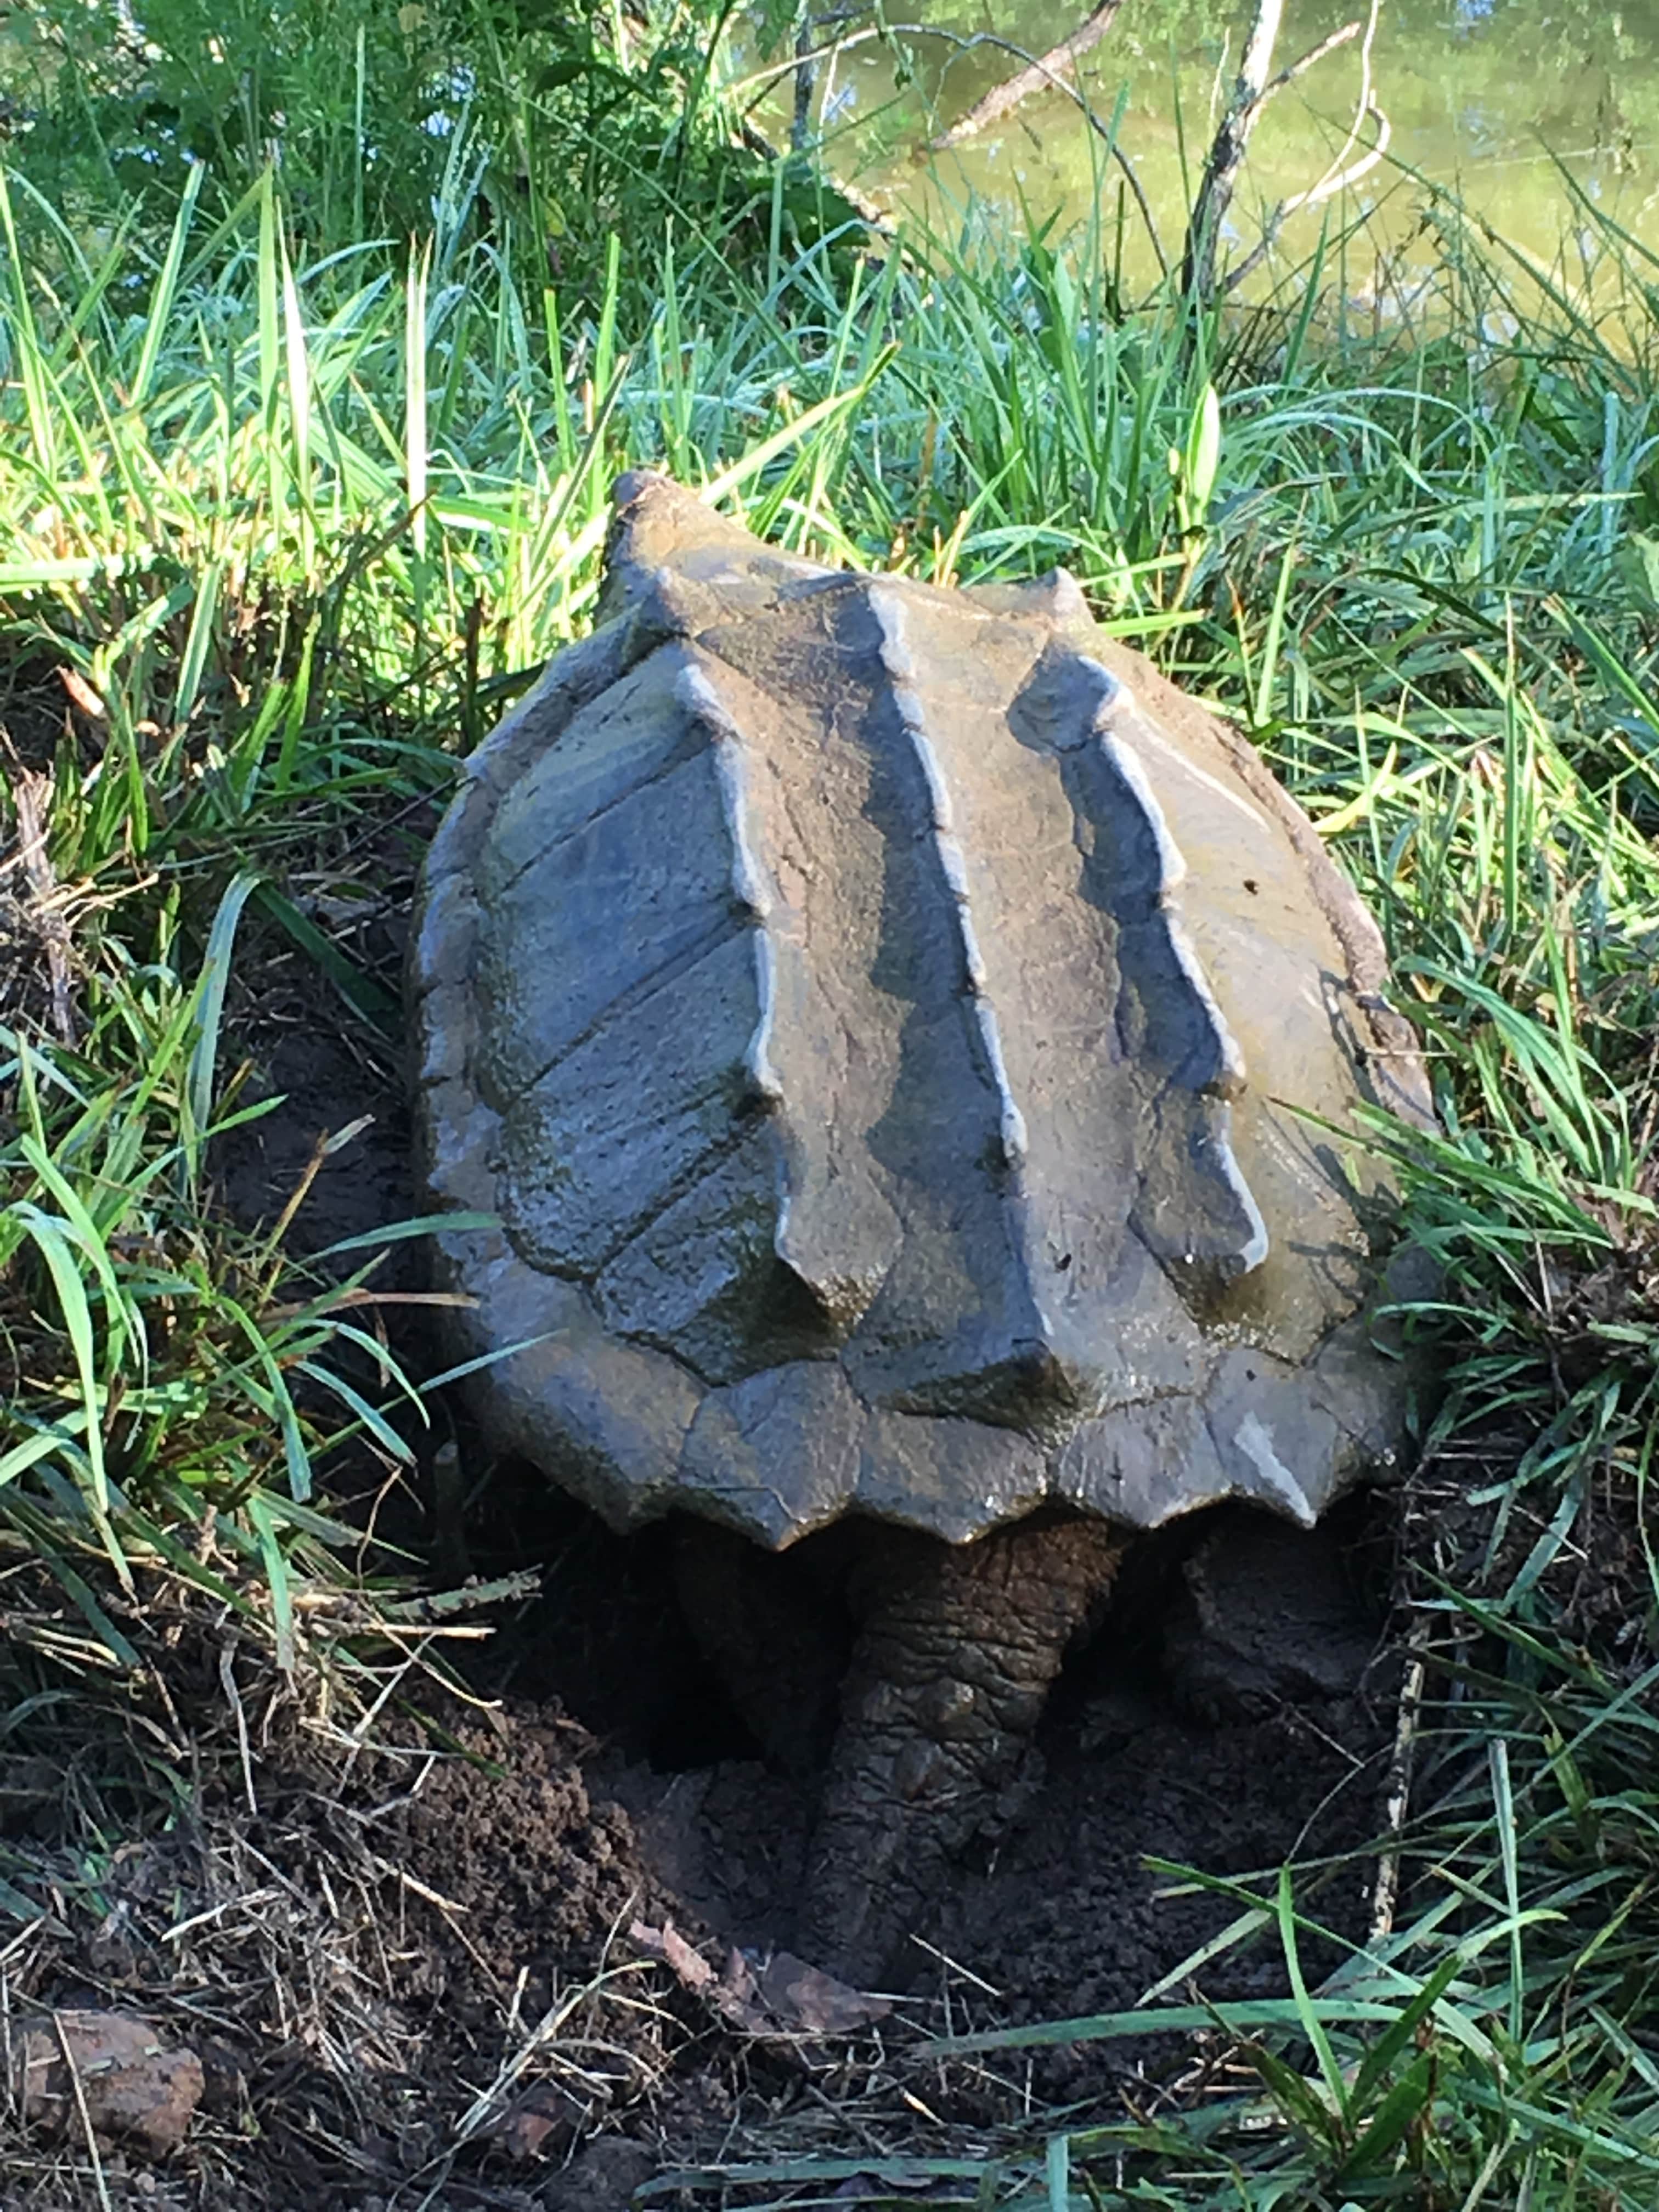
left=0, top=1573, right=697, bottom=2211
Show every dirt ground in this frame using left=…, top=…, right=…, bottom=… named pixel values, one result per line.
left=0, top=1514, right=1399, bottom=2211
left=0, top=1005, right=1408, bottom=2210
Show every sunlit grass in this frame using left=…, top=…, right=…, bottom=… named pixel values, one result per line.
left=2, top=140, right=1659, bottom=2205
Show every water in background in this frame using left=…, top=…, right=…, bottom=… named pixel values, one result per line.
left=798, top=0, right=1659, bottom=298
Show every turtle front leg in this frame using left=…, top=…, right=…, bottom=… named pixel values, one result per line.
left=800, top=1515, right=1122, bottom=1987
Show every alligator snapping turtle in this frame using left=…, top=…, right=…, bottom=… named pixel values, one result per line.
left=412, top=472, right=1430, bottom=1983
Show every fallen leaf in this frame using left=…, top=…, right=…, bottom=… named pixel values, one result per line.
left=57, top=667, right=106, bottom=720
left=12, top=2010, right=204, bottom=2155
left=493, top=2081, right=585, bottom=2162
left=630, top=1922, right=888, bottom=2039
left=630, top=1917, right=715, bottom=1994
left=757, top=1951, right=891, bottom=2035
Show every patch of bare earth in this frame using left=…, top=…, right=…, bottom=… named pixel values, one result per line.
left=0, top=1475, right=1407, bottom=2210
left=0, top=1605, right=690, bottom=2212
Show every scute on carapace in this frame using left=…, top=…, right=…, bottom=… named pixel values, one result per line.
left=411, top=472, right=1431, bottom=1551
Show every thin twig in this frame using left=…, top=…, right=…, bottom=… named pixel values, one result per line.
left=51, top=2016, right=114, bottom=2212
left=930, top=1, right=1126, bottom=151
left=1249, top=17, right=1363, bottom=124
left=1370, top=1617, right=1430, bottom=1946
left=1183, top=0, right=1286, bottom=303
left=219, top=1639, right=258, bottom=1815
left=1279, top=0, right=1386, bottom=214
left=449, top=1964, right=651, bottom=2148
left=1218, top=3, right=1391, bottom=296
left=342, top=1629, right=441, bottom=1770
left=1, top=1965, right=12, bottom=2126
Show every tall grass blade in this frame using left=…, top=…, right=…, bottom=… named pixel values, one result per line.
left=185, top=873, right=261, bottom=1189
left=130, top=160, right=205, bottom=412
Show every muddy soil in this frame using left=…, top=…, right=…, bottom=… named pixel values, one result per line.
left=1, top=1017, right=1404, bottom=2210
left=4, top=1505, right=1395, bottom=2210
left=483, top=1472, right=1396, bottom=2063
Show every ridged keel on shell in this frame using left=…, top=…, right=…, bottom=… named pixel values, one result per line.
left=411, top=473, right=1426, bottom=1549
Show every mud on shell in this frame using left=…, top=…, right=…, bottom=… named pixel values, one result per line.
left=410, top=471, right=1432, bottom=1555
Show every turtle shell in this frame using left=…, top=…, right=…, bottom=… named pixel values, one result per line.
left=411, top=473, right=1431, bottom=1548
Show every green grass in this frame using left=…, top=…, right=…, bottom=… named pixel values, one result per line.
left=3, top=0, right=842, bottom=314
left=3, top=118, right=1659, bottom=2209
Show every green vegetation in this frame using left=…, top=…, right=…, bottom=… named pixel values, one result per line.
left=3, top=1, right=1659, bottom=2202
left=3, top=0, right=856, bottom=309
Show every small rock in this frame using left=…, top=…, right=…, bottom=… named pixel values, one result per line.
left=541, top=2136, right=656, bottom=2212
left=12, top=2010, right=204, bottom=2155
